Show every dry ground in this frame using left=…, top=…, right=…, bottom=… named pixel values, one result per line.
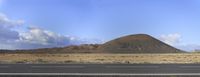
left=0, top=53, right=200, bottom=64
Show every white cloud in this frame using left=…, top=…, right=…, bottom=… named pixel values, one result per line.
left=0, top=13, right=102, bottom=49
left=0, top=13, right=24, bottom=28
left=0, top=13, right=24, bottom=49
left=0, top=13, right=22, bottom=42
left=19, top=27, right=79, bottom=46
left=159, top=33, right=181, bottom=46
left=17, top=27, right=103, bottom=49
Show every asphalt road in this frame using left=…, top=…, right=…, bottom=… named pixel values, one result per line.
left=0, top=64, right=200, bottom=74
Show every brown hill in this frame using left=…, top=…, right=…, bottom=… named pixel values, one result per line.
left=99, top=34, right=183, bottom=53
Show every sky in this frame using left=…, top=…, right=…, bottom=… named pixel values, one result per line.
left=0, top=0, right=200, bottom=51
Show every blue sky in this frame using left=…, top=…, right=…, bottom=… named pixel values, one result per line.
left=0, top=0, right=200, bottom=51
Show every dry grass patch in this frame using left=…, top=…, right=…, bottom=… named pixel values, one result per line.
left=0, top=53, right=200, bottom=64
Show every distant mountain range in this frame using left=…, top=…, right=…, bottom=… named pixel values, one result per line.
left=0, top=34, right=184, bottom=53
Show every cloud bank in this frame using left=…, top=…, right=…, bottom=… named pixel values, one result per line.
left=159, top=33, right=200, bottom=51
left=159, top=33, right=181, bottom=46
left=0, top=13, right=102, bottom=50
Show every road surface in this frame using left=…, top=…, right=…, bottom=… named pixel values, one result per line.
left=0, top=64, right=200, bottom=76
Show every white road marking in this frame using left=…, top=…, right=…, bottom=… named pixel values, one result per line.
left=31, top=66, right=85, bottom=68
left=105, top=66, right=159, bottom=68
left=0, top=73, right=200, bottom=76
